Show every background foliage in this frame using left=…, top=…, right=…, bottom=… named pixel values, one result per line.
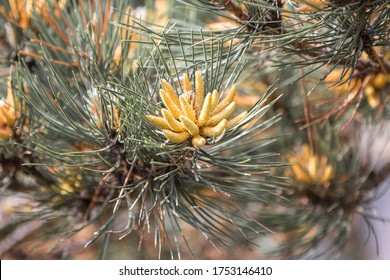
left=0, top=0, right=389, bottom=259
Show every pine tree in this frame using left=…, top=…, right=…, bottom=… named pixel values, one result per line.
left=0, top=0, right=389, bottom=259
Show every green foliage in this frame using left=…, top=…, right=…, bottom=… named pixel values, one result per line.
left=0, top=0, right=389, bottom=259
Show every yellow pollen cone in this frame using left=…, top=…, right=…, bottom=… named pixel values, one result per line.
left=195, top=71, right=204, bottom=116
left=162, top=129, right=190, bottom=144
left=192, top=135, right=206, bottom=147
left=210, top=89, right=219, bottom=111
left=206, top=101, right=236, bottom=127
left=202, top=119, right=227, bottom=137
left=159, top=89, right=182, bottom=119
left=161, top=109, right=185, bottom=132
left=212, top=84, right=236, bottom=114
left=182, top=73, right=192, bottom=93
left=161, top=80, right=180, bottom=107
left=179, top=95, right=196, bottom=123
left=180, top=115, right=199, bottom=136
left=146, top=114, right=170, bottom=129
left=197, top=92, right=213, bottom=127
left=226, top=111, right=247, bottom=129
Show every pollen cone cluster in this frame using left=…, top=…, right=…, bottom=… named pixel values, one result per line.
left=326, top=68, right=389, bottom=109
left=146, top=71, right=247, bottom=148
left=325, top=50, right=390, bottom=108
left=288, top=145, right=334, bottom=186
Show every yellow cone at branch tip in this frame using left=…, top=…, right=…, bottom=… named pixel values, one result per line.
left=291, top=162, right=312, bottom=185
left=161, top=109, right=184, bottom=132
left=147, top=71, right=247, bottom=147
left=146, top=114, right=170, bottom=130
left=191, top=135, right=206, bottom=148
left=288, top=144, right=334, bottom=186
left=180, top=115, right=199, bottom=136
left=159, top=89, right=182, bottom=119
left=195, top=71, right=204, bottom=115
left=182, top=73, right=192, bottom=93
left=161, top=80, right=180, bottom=107
left=211, top=90, right=219, bottom=111
left=162, top=129, right=190, bottom=144
left=206, top=101, right=236, bottom=127
left=326, top=52, right=390, bottom=109
left=197, top=92, right=213, bottom=127
left=179, top=95, right=196, bottom=122
left=212, top=84, right=236, bottom=114
left=226, top=111, right=247, bottom=129
left=306, top=156, right=318, bottom=180
left=202, top=119, right=227, bottom=138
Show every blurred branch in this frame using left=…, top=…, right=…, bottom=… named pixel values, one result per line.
left=209, top=0, right=250, bottom=22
